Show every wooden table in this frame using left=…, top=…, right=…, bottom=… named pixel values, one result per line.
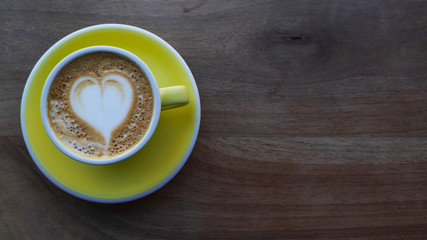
left=1, top=1, right=426, bottom=239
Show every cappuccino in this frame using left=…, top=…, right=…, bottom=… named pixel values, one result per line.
left=46, top=52, right=154, bottom=159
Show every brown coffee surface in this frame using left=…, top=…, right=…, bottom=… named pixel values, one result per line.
left=47, top=51, right=153, bottom=159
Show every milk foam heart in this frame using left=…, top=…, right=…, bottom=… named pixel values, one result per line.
left=70, top=74, right=134, bottom=146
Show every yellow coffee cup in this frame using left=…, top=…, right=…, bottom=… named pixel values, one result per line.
left=40, top=46, right=189, bottom=165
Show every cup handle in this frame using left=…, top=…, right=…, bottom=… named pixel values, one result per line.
left=159, top=86, right=189, bottom=110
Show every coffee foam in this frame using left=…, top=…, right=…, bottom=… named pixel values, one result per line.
left=47, top=52, right=153, bottom=159
left=70, top=73, right=134, bottom=146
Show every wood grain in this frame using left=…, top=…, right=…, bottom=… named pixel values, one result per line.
left=1, top=0, right=427, bottom=239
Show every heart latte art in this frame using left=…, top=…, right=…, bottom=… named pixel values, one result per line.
left=47, top=52, right=153, bottom=159
left=71, top=74, right=134, bottom=145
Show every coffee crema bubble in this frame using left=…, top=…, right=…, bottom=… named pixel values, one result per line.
left=47, top=52, right=154, bottom=159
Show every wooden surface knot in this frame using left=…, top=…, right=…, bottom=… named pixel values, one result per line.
left=272, top=31, right=313, bottom=44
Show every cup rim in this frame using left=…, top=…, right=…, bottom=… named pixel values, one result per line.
left=40, top=45, right=161, bottom=165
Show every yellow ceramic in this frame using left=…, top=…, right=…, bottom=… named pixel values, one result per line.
left=160, top=86, right=189, bottom=109
left=20, top=24, right=201, bottom=203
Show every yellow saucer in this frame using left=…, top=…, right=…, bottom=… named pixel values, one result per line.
left=20, top=24, right=201, bottom=203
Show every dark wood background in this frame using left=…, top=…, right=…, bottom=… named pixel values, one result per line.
left=1, top=0, right=427, bottom=239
